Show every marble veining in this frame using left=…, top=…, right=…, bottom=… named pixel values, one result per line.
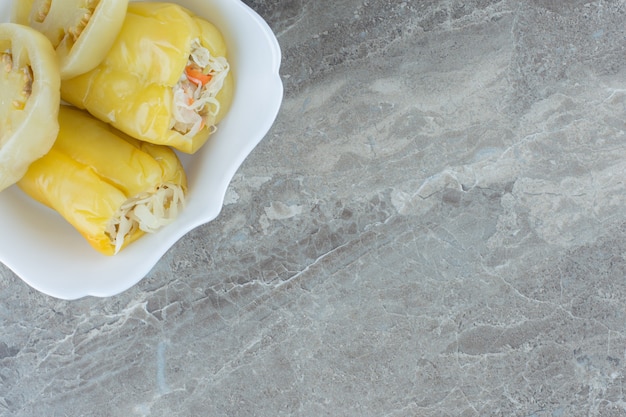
left=2, top=0, right=626, bottom=416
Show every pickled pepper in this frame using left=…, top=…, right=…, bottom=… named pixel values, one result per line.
left=60, top=2, right=234, bottom=153
left=18, top=106, right=187, bottom=255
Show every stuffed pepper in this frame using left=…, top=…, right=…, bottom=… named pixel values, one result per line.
left=18, top=106, right=187, bottom=256
left=0, top=22, right=60, bottom=193
left=12, top=0, right=129, bottom=79
left=61, top=2, right=234, bottom=154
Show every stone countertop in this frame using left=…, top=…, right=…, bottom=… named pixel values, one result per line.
left=2, top=1, right=626, bottom=415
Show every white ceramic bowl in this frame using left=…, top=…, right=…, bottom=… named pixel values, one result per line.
left=0, top=0, right=283, bottom=299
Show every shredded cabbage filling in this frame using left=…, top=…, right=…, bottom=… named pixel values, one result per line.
left=105, top=182, right=185, bottom=254
left=170, top=38, right=230, bottom=137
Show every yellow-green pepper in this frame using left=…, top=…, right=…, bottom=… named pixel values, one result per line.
left=60, top=2, right=234, bottom=154
left=0, top=22, right=60, bottom=192
left=18, top=105, right=187, bottom=256
left=12, top=0, right=129, bottom=79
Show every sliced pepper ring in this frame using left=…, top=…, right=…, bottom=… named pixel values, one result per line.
left=13, top=0, right=129, bottom=79
left=0, top=22, right=60, bottom=193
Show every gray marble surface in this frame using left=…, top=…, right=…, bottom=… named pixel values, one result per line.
left=2, top=0, right=626, bottom=415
